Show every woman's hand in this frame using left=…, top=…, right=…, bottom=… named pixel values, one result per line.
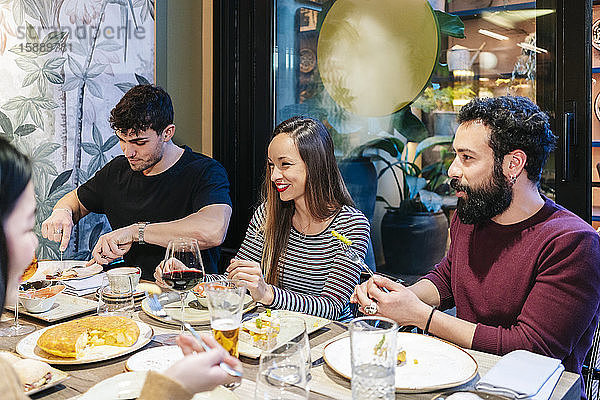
left=163, top=333, right=242, bottom=393
left=226, top=259, right=274, bottom=305
left=351, top=275, right=431, bottom=327
left=153, top=258, right=187, bottom=288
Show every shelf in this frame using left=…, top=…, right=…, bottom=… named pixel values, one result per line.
left=449, top=2, right=536, bottom=17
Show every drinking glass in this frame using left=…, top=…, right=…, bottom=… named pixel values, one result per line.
left=277, top=316, right=311, bottom=381
left=254, top=341, right=309, bottom=400
left=160, top=238, right=204, bottom=332
left=349, top=316, right=398, bottom=400
left=205, top=280, right=246, bottom=358
left=0, top=258, right=37, bottom=337
left=97, top=276, right=135, bottom=317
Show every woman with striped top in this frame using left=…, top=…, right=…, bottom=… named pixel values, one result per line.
left=225, top=116, right=370, bottom=321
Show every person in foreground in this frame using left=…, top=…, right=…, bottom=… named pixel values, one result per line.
left=41, top=85, right=232, bottom=278
left=352, top=96, right=600, bottom=380
left=159, top=116, right=370, bottom=321
left=0, top=138, right=241, bottom=399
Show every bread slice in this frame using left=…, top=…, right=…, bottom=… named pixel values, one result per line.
left=37, top=316, right=140, bottom=358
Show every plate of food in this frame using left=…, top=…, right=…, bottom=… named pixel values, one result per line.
left=8, top=293, right=98, bottom=323
left=34, top=260, right=103, bottom=281
left=16, top=315, right=153, bottom=365
left=141, top=291, right=255, bottom=326
left=238, top=309, right=330, bottom=359
left=20, top=257, right=38, bottom=282
left=322, top=332, right=478, bottom=393
left=79, top=371, right=238, bottom=400
left=0, top=351, right=69, bottom=395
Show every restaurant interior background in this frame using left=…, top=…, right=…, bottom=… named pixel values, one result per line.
left=0, top=0, right=593, bottom=277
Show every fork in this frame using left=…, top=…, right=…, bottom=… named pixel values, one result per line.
left=331, top=230, right=390, bottom=293
left=145, top=293, right=243, bottom=377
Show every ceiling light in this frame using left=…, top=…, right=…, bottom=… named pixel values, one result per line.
left=478, top=29, right=508, bottom=41
left=517, top=42, right=548, bottom=54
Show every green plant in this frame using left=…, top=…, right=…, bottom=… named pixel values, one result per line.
left=413, top=84, right=476, bottom=113
left=348, top=111, right=454, bottom=213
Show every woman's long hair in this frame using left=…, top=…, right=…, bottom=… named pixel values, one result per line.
left=0, top=137, right=32, bottom=311
left=261, top=116, right=354, bottom=285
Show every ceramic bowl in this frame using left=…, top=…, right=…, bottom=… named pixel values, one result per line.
left=19, top=284, right=65, bottom=313
left=191, top=282, right=208, bottom=307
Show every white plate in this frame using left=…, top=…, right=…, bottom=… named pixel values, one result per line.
left=239, top=310, right=330, bottom=359
left=323, top=332, right=478, bottom=393
left=16, top=319, right=153, bottom=365
left=79, top=371, right=238, bottom=400
left=126, top=345, right=184, bottom=372
left=7, top=293, right=97, bottom=322
left=141, top=292, right=255, bottom=326
left=25, top=365, right=70, bottom=395
left=35, top=260, right=103, bottom=281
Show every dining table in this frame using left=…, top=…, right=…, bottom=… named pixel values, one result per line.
left=0, top=292, right=582, bottom=400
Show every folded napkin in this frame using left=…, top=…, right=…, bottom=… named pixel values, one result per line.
left=63, top=272, right=106, bottom=296
left=475, top=350, right=564, bottom=400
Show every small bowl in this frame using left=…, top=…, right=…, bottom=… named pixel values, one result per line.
left=192, top=282, right=208, bottom=308
left=19, top=284, right=65, bottom=313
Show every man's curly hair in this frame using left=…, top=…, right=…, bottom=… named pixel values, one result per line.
left=109, top=84, right=173, bottom=135
left=457, top=96, right=557, bottom=183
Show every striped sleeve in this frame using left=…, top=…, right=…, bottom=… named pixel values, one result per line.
left=269, top=208, right=370, bottom=320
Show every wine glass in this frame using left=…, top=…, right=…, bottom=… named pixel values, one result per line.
left=0, top=258, right=37, bottom=337
left=160, top=238, right=204, bottom=332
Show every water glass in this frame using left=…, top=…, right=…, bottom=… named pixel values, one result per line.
left=205, top=280, right=246, bottom=358
left=254, top=341, right=309, bottom=400
left=349, top=316, right=398, bottom=400
left=97, top=277, right=135, bottom=318
left=277, top=316, right=311, bottom=380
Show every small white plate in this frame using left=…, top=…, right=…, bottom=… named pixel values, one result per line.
left=7, top=293, right=97, bottom=322
left=323, top=332, right=478, bottom=393
left=239, top=310, right=330, bottom=359
left=26, top=365, right=69, bottom=395
left=126, top=345, right=184, bottom=372
left=36, top=260, right=103, bottom=281
left=16, top=319, right=153, bottom=365
left=79, top=371, right=238, bottom=400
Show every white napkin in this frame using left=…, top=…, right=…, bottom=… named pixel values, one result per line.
left=475, top=350, right=564, bottom=400
left=63, top=272, right=106, bottom=296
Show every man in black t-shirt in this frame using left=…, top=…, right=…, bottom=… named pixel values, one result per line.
left=41, top=85, right=232, bottom=278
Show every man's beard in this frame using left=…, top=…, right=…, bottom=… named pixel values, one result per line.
left=450, top=166, right=513, bottom=224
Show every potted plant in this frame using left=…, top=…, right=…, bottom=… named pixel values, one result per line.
left=348, top=109, right=455, bottom=277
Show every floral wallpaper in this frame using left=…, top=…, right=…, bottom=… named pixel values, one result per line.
left=0, top=0, right=155, bottom=260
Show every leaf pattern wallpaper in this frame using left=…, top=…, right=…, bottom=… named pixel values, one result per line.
left=0, top=0, right=156, bottom=260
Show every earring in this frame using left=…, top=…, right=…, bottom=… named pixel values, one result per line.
left=509, top=175, right=517, bottom=185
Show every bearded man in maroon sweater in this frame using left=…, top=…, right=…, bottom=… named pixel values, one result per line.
left=353, top=96, right=600, bottom=387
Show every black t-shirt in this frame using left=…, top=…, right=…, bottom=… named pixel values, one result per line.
left=77, top=146, right=231, bottom=279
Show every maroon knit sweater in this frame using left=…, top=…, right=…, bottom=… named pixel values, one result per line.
left=424, top=197, right=600, bottom=378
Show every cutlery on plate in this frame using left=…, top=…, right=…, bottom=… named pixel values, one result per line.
left=145, top=293, right=243, bottom=378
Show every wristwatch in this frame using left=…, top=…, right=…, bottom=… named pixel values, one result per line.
left=137, top=222, right=149, bottom=244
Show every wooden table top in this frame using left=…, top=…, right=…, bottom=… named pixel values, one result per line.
left=0, top=301, right=581, bottom=400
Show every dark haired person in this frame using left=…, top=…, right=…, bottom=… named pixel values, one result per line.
left=353, top=96, right=600, bottom=383
left=0, top=137, right=240, bottom=400
left=41, top=85, right=232, bottom=278
left=158, top=116, right=370, bottom=321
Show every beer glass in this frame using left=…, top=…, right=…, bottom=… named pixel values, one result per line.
left=205, top=280, right=246, bottom=358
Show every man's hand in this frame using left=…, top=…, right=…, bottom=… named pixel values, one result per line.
left=351, top=275, right=431, bottom=327
left=87, top=225, right=136, bottom=266
left=226, top=259, right=274, bottom=305
left=41, top=208, right=74, bottom=252
left=153, top=258, right=186, bottom=288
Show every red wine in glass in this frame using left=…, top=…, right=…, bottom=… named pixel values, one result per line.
left=163, top=269, right=204, bottom=292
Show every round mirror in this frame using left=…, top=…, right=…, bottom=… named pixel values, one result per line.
left=317, top=0, right=439, bottom=117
